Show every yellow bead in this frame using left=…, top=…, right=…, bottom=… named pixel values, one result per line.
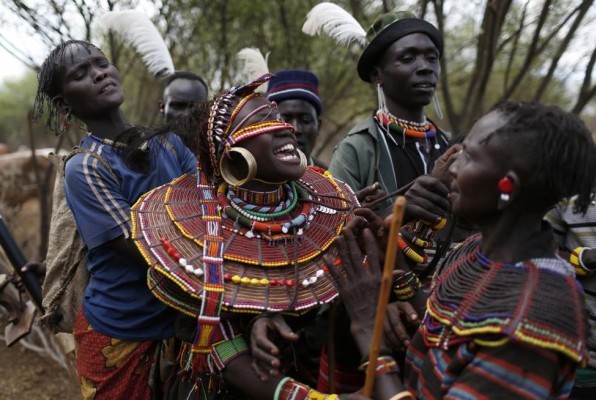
left=434, top=218, right=447, bottom=230
left=232, top=275, right=241, bottom=284
left=260, top=278, right=269, bottom=285
left=241, top=277, right=250, bottom=284
left=250, top=278, right=260, bottom=285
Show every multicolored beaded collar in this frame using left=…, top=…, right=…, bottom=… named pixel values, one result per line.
left=131, top=167, right=356, bottom=316
left=375, top=109, right=437, bottom=140
left=421, top=235, right=587, bottom=364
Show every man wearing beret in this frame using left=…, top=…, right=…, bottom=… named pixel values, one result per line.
left=267, top=70, right=328, bottom=169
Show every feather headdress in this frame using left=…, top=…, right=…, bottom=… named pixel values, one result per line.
left=302, top=2, right=367, bottom=47
left=96, top=10, right=174, bottom=78
left=237, top=48, right=270, bottom=93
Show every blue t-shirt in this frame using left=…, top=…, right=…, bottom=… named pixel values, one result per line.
left=64, top=133, right=196, bottom=340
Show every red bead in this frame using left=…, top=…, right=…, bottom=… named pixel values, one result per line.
left=269, top=279, right=277, bottom=286
left=224, top=273, right=232, bottom=281
left=333, top=258, right=342, bottom=266
left=498, top=177, right=513, bottom=193
left=286, top=279, right=294, bottom=287
left=167, top=248, right=177, bottom=257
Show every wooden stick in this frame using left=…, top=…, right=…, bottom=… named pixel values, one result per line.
left=364, top=181, right=414, bottom=209
left=363, top=196, right=406, bottom=397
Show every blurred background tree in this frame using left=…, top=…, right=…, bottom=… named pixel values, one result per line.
left=0, top=0, right=594, bottom=160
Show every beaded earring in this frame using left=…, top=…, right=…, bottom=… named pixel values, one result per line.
left=498, top=177, right=513, bottom=201
left=60, top=111, right=73, bottom=133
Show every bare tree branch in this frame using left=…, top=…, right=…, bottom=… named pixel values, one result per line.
left=462, top=0, right=512, bottom=126
left=572, top=46, right=596, bottom=114
left=534, top=0, right=593, bottom=102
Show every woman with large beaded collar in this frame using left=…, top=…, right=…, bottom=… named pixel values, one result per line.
left=130, top=74, right=374, bottom=399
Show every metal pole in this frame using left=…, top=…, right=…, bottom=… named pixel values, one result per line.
left=0, top=213, right=43, bottom=311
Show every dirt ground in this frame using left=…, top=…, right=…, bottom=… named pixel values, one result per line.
left=0, top=336, right=81, bottom=400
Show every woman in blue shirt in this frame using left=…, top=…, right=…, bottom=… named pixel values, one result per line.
left=33, top=40, right=196, bottom=400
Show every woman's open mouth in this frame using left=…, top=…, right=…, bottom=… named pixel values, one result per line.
left=273, top=143, right=299, bottom=161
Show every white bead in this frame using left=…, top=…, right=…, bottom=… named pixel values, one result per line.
left=245, top=230, right=254, bottom=238
left=309, top=276, right=317, bottom=284
left=179, top=258, right=187, bottom=266
left=194, top=268, right=204, bottom=276
left=282, top=226, right=289, bottom=233
left=315, top=269, right=325, bottom=278
left=301, top=279, right=310, bottom=287
left=185, top=265, right=194, bottom=273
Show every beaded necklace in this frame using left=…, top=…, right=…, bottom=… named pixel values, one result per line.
left=217, top=183, right=314, bottom=238
left=228, top=183, right=297, bottom=219
left=233, top=185, right=284, bottom=205
left=375, top=109, right=436, bottom=139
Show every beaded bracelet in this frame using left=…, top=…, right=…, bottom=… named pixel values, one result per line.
left=393, top=271, right=423, bottom=301
left=579, top=247, right=592, bottom=271
left=397, top=235, right=428, bottom=264
left=357, top=355, right=400, bottom=377
left=570, top=247, right=591, bottom=276
left=274, top=377, right=340, bottom=400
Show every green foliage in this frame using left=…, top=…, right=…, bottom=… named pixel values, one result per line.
left=0, top=72, right=48, bottom=149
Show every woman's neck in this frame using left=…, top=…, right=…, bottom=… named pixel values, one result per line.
left=84, top=109, right=129, bottom=140
left=477, top=209, right=553, bottom=263
left=232, top=184, right=285, bottom=206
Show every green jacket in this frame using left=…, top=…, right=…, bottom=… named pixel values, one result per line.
left=329, top=115, right=398, bottom=215
left=329, top=114, right=449, bottom=216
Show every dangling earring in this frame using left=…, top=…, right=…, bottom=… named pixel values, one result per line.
left=219, top=147, right=257, bottom=187
left=60, top=111, right=73, bottom=133
left=297, top=149, right=308, bottom=175
left=498, top=177, right=513, bottom=202
left=377, top=83, right=388, bottom=114
left=432, top=92, right=444, bottom=120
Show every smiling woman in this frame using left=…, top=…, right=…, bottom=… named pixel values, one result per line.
left=127, top=74, right=364, bottom=399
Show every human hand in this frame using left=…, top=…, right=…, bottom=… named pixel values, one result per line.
left=384, top=301, right=420, bottom=352
left=325, top=227, right=382, bottom=354
left=431, top=144, right=462, bottom=186
left=249, top=314, right=299, bottom=381
left=355, top=182, right=387, bottom=208
left=404, top=175, right=450, bottom=224
left=10, top=261, right=46, bottom=293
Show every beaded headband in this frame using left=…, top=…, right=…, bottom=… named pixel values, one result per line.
left=206, top=73, right=294, bottom=180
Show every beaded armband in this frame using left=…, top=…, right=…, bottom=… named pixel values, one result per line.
left=393, top=271, right=423, bottom=301
left=210, top=335, right=249, bottom=371
left=398, top=218, right=447, bottom=264
left=274, top=377, right=339, bottom=400
left=570, top=247, right=593, bottom=276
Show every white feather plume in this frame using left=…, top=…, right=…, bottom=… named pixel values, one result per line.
left=302, top=2, right=367, bottom=48
left=237, top=48, right=270, bottom=93
left=97, top=10, right=174, bottom=77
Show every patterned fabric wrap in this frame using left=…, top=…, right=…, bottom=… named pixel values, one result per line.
left=74, top=310, right=158, bottom=400
left=422, top=234, right=588, bottom=364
